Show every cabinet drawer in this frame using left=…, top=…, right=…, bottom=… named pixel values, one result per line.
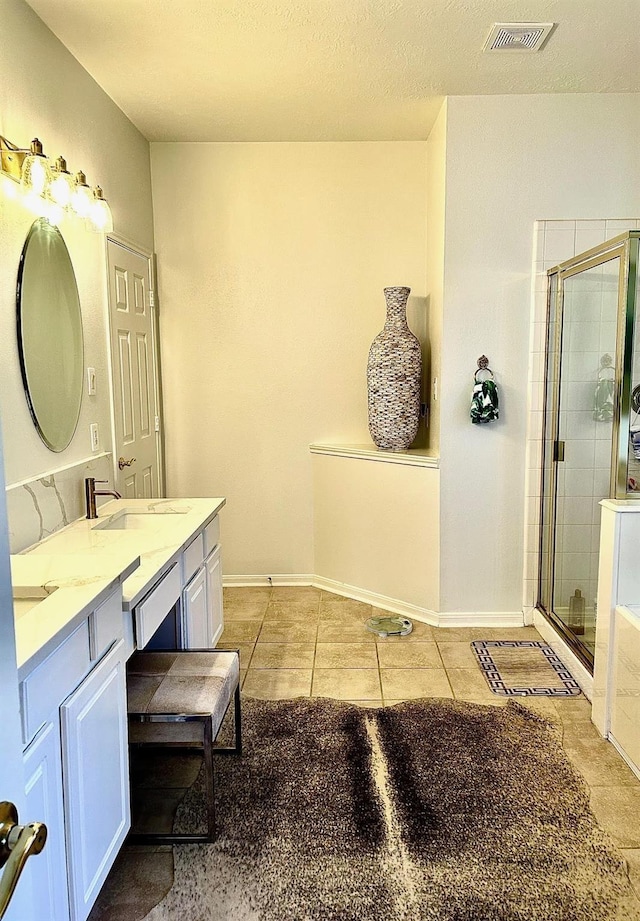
left=21, top=622, right=91, bottom=745
left=203, top=516, right=220, bottom=555
left=89, top=591, right=124, bottom=661
left=134, top=563, right=181, bottom=649
left=182, top=532, right=204, bottom=582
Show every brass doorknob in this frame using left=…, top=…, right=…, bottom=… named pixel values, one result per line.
left=0, top=802, right=47, bottom=919
left=118, top=456, right=136, bottom=470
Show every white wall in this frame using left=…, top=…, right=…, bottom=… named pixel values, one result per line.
left=0, top=0, right=154, bottom=549
left=425, top=100, right=447, bottom=454
left=438, top=94, right=640, bottom=614
left=313, top=455, right=439, bottom=612
left=151, top=141, right=428, bottom=576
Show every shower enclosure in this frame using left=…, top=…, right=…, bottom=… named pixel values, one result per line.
left=538, top=231, right=640, bottom=671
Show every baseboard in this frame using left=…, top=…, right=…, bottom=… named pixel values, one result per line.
left=311, top=575, right=439, bottom=624
left=436, top=611, right=525, bottom=627
left=224, top=573, right=530, bottom=629
left=533, top=611, right=594, bottom=700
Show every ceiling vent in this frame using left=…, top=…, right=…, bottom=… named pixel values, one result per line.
left=484, top=22, right=555, bottom=53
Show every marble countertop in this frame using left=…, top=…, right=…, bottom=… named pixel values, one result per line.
left=23, top=497, right=226, bottom=610
left=11, top=552, right=140, bottom=678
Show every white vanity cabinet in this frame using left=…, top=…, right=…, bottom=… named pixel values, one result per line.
left=23, top=720, right=70, bottom=921
left=61, top=639, right=129, bottom=921
left=181, top=518, right=223, bottom=649
left=19, top=590, right=130, bottom=921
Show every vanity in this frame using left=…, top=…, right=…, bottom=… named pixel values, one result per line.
left=11, top=496, right=225, bottom=921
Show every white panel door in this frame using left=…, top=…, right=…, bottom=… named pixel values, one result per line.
left=60, top=640, right=130, bottom=921
left=205, top=545, right=224, bottom=647
left=107, top=240, right=162, bottom=498
left=23, top=721, right=70, bottom=921
left=182, top=566, right=208, bottom=648
left=0, top=418, right=37, bottom=921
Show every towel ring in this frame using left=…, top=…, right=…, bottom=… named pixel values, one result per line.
left=474, top=355, right=495, bottom=383
left=631, top=384, right=640, bottom=414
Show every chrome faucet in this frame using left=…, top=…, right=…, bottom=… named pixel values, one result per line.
left=85, top=478, right=121, bottom=519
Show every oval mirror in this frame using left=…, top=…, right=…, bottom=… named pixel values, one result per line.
left=17, top=219, right=84, bottom=452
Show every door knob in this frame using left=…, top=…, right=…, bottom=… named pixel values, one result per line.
left=118, top=456, right=136, bottom=470
left=0, top=802, right=47, bottom=919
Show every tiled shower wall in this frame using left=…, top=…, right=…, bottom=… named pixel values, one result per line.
left=523, top=219, right=640, bottom=618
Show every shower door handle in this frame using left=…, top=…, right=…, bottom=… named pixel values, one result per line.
left=553, top=440, right=565, bottom=462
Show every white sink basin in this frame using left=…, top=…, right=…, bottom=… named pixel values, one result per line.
left=13, top=585, right=59, bottom=619
left=93, top=508, right=190, bottom=531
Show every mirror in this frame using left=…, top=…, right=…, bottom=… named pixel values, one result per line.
left=17, top=218, right=84, bottom=452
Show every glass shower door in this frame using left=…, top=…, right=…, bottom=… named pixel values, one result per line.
left=551, top=257, right=620, bottom=658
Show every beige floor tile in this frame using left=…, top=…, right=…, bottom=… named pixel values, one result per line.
left=316, top=622, right=376, bottom=643
left=215, top=641, right=255, bottom=668
left=430, top=626, right=542, bottom=642
left=380, top=668, right=453, bottom=700
left=435, top=642, right=478, bottom=668
left=554, top=697, right=593, bottom=724
left=223, top=586, right=271, bottom=603
left=377, top=643, right=443, bottom=669
left=264, top=601, right=320, bottom=621
left=312, top=669, right=382, bottom=700
left=223, top=601, right=268, bottom=620
left=565, top=739, right=640, bottom=787
left=240, top=669, right=247, bottom=688
left=250, top=643, right=316, bottom=669
left=319, top=599, right=372, bottom=620
left=561, top=720, right=603, bottom=747
left=320, top=591, right=361, bottom=603
left=515, top=697, right=561, bottom=725
left=314, top=643, right=378, bottom=669
left=621, top=849, right=640, bottom=900
left=218, top=621, right=262, bottom=643
left=243, top=669, right=312, bottom=700
left=345, top=699, right=383, bottom=708
left=590, top=787, right=640, bottom=847
left=376, top=620, right=435, bottom=642
left=446, top=667, right=496, bottom=701
left=258, top=622, right=318, bottom=643
left=270, top=586, right=321, bottom=602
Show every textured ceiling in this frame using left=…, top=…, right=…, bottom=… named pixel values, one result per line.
left=25, top=0, right=640, bottom=142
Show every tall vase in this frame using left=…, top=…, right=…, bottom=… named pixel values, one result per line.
left=367, top=286, right=421, bottom=451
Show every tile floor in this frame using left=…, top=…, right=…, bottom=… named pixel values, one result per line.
left=89, top=585, right=640, bottom=920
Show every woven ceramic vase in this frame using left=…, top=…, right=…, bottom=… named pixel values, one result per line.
left=367, top=286, right=421, bottom=450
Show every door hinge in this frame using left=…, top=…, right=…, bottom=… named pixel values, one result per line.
left=155, top=415, right=160, bottom=433
left=149, top=289, right=155, bottom=308
left=553, top=440, right=565, bottom=462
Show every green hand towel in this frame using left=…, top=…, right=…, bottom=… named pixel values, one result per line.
left=470, top=379, right=499, bottom=425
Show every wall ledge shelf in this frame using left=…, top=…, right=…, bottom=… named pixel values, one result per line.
left=309, top=443, right=439, bottom=469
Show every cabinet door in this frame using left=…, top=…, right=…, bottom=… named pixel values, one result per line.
left=182, top=565, right=208, bottom=648
left=60, top=640, right=130, bottom=921
left=205, top=544, right=224, bottom=647
left=23, top=721, right=70, bottom=921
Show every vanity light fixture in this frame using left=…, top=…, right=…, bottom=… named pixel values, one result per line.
left=0, top=133, right=114, bottom=232
left=49, top=155, right=75, bottom=208
left=87, top=186, right=113, bottom=233
left=20, top=138, right=52, bottom=197
left=71, top=171, right=93, bottom=218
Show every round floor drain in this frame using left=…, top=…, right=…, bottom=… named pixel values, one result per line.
left=365, top=615, right=413, bottom=638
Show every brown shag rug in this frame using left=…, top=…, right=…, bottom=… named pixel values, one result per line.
left=142, top=697, right=635, bottom=921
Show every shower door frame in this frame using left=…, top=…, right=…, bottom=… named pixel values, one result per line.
left=537, top=232, right=640, bottom=672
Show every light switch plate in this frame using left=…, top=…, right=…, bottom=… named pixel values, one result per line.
left=90, top=423, right=99, bottom=452
left=87, top=367, right=96, bottom=395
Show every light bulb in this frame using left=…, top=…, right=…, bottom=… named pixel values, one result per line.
left=71, top=170, right=93, bottom=217
left=20, top=138, right=52, bottom=198
left=49, top=156, right=74, bottom=208
left=87, top=186, right=113, bottom=233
